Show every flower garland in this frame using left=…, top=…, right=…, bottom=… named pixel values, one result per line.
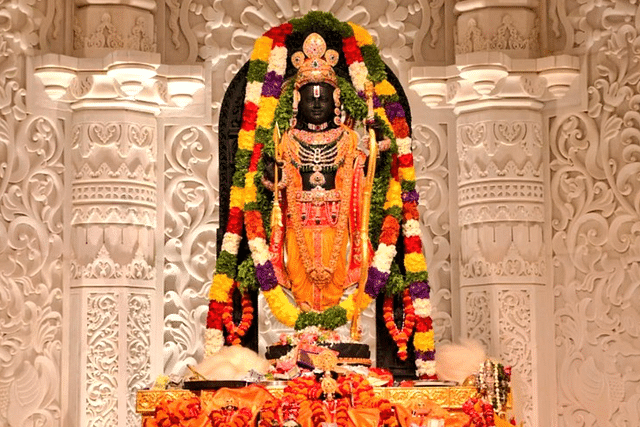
left=207, top=11, right=435, bottom=378
left=383, top=288, right=416, bottom=361
left=462, top=398, right=497, bottom=427
left=221, top=286, right=254, bottom=345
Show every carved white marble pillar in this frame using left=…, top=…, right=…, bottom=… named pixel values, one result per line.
left=31, top=48, right=205, bottom=427
left=410, top=2, right=581, bottom=426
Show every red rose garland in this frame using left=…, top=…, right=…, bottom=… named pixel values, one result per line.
left=383, top=288, right=416, bottom=360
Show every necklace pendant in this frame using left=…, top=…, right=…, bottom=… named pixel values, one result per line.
left=310, top=170, right=326, bottom=186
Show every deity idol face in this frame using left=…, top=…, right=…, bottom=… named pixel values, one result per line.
left=297, top=82, right=336, bottom=127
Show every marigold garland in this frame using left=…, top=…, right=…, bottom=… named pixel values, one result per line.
left=383, top=288, right=416, bottom=361
left=221, top=287, right=254, bottom=345
left=207, top=11, right=435, bottom=378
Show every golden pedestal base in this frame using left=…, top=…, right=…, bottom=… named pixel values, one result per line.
left=136, top=385, right=477, bottom=417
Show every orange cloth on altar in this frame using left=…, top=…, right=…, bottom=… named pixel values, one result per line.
left=276, top=125, right=366, bottom=311
left=203, top=385, right=274, bottom=424
left=296, top=400, right=380, bottom=427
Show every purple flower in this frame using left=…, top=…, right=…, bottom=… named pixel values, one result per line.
left=364, top=266, right=389, bottom=298
left=373, top=94, right=382, bottom=109
left=415, top=350, right=436, bottom=361
left=385, top=102, right=405, bottom=121
left=262, top=71, right=283, bottom=98
left=409, top=281, right=430, bottom=300
left=256, top=260, right=278, bottom=291
left=402, top=190, right=419, bottom=203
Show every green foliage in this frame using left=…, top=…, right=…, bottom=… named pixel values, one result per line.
left=294, top=306, right=348, bottom=330
left=237, top=258, right=258, bottom=292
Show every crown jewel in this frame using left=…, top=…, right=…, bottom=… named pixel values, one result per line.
left=292, top=33, right=339, bottom=89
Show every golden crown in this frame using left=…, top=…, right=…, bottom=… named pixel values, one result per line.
left=292, top=33, right=339, bottom=89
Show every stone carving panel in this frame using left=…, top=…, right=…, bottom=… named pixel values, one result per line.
left=551, top=8, right=640, bottom=426
left=458, top=118, right=545, bottom=285
left=86, top=293, right=119, bottom=427
left=127, top=294, right=151, bottom=427
left=463, top=289, right=491, bottom=350
left=73, top=10, right=156, bottom=55
left=456, top=14, right=539, bottom=56
left=163, top=125, right=217, bottom=376
left=498, top=289, right=533, bottom=427
left=413, top=123, right=452, bottom=342
left=0, top=52, right=64, bottom=425
left=163, top=0, right=441, bottom=101
left=70, top=120, right=157, bottom=278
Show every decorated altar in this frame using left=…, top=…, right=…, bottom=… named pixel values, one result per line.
left=138, top=11, right=518, bottom=427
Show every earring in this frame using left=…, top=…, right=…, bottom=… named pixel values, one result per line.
left=334, top=107, right=342, bottom=126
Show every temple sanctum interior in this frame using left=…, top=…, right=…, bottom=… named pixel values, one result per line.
left=1, top=1, right=639, bottom=427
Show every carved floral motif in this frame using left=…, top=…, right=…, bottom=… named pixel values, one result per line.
left=163, top=125, right=217, bottom=376
left=127, top=294, right=151, bottom=426
left=498, top=290, right=533, bottom=427
left=550, top=5, right=640, bottom=426
left=413, top=124, right=452, bottom=342
left=86, top=293, right=119, bottom=427
left=464, top=290, right=491, bottom=350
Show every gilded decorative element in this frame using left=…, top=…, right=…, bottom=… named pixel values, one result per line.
left=136, top=386, right=477, bottom=416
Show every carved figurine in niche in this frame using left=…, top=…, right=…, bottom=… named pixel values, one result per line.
left=207, top=12, right=436, bottom=380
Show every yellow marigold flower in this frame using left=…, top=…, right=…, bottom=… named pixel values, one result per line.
left=209, top=274, right=234, bottom=301
left=238, top=129, right=255, bottom=151
left=398, top=166, right=416, bottom=182
left=264, top=287, right=299, bottom=327
left=257, top=96, right=279, bottom=128
left=244, top=172, right=258, bottom=203
left=349, top=22, right=374, bottom=47
left=340, top=293, right=372, bottom=319
left=405, top=252, right=427, bottom=273
left=375, top=107, right=392, bottom=129
left=383, top=179, right=402, bottom=210
left=375, top=80, right=396, bottom=97
left=414, top=330, right=435, bottom=351
left=229, top=186, right=244, bottom=209
left=251, top=36, right=273, bottom=61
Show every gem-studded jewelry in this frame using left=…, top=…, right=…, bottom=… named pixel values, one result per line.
left=307, top=122, right=328, bottom=131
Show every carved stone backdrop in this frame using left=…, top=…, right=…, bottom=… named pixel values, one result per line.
left=0, top=1, right=637, bottom=427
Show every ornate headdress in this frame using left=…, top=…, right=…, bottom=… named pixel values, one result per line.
left=292, top=33, right=339, bottom=89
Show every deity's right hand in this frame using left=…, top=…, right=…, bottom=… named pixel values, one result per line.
left=261, top=155, right=285, bottom=191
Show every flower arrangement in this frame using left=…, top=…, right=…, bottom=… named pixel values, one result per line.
left=207, top=11, right=435, bottom=378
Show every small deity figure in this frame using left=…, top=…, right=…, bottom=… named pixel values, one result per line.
left=264, top=33, right=374, bottom=312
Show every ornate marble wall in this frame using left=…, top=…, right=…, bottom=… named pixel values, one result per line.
left=0, top=1, right=637, bottom=427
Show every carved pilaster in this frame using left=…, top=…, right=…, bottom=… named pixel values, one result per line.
left=409, top=43, right=581, bottom=427
left=29, top=50, right=207, bottom=427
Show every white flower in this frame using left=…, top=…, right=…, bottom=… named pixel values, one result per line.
left=268, top=46, right=288, bottom=75
left=372, top=243, right=396, bottom=273
left=245, top=81, right=263, bottom=105
left=397, top=137, right=412, bottom=155
left=348, top=62, right=368, bottom=92
left=416, top=359, right=436, bottom=376
left=413, top=298, right=432, bottom=317
left=403, top=219, right=422, bottom=237
left=249, top=237, right=270, bottom=265
left=221, top=232, right=242, bottom=255
left=205, top=329, right=224, bottom=357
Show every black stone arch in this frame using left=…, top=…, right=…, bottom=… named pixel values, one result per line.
left=216, top=60, right=418, bottom=377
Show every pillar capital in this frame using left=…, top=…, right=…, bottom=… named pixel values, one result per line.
left=409, top=52, right=580, bottom=113
left=31, top=52, right=206, bottom=115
